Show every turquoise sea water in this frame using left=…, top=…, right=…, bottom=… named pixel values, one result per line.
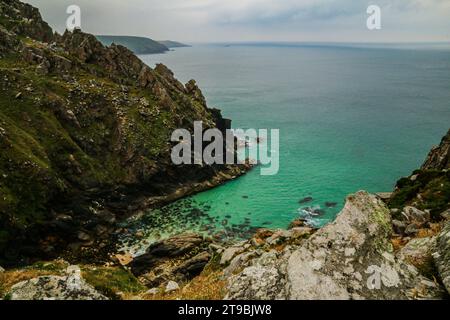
left=119, top=43, right=450, bottom=253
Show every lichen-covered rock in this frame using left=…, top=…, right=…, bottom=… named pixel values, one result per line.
left=8, top=266, right=107, bottom=300
left=226, top=251, right=289, bottom=300
left=433, top=222, right=450, bottom=294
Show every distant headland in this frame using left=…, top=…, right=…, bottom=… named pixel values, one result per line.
left=96, top=35, right=189, bottom=54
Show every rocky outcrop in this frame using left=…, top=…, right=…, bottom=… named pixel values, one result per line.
left=8, top=265, right=107, bottom=300
left=129, top=233, right=212, bottom=287
left=227, top=192, right=445, bottom=300
left=433, top=222, right=450, bottom=294
left=0, top=0, right=53, bottom=43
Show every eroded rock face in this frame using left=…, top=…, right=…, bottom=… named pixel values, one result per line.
left=226, top=192, right=445, bottom=300
left=433, top=222, right=450, bottom=294
left=8, top=266, right=107, bottom=300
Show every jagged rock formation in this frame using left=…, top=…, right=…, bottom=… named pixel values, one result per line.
left=0, top=0, right=246, bottom=265
left=226, top=192, right=445, bottom=300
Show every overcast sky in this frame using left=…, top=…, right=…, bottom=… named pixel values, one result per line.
left=25, top=0, right=450, bottom=43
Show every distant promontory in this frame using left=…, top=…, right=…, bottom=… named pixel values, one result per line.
left=96, top=35, right=189, bottom=54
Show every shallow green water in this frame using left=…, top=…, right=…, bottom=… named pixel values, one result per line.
left=119, top=43, right=450, bottom=254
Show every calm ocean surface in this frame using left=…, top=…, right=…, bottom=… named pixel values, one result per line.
left=121, top=43, right=450, bottom=253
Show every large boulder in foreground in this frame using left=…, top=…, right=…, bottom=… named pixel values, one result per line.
left=227, top=191, right=445, bottom=300
left=8, top=266, right=107, bottom=300
left=287, top=192, right=443, bottom=299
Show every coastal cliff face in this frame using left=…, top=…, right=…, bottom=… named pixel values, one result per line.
left=0, top=0, right=245, bottom=265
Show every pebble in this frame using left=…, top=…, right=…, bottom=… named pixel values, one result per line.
left=165, top=281, right=180, bottom=293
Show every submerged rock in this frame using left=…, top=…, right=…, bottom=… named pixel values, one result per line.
left=299, top=197, right=313, bottom=204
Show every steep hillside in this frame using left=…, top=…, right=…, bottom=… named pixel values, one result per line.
left=389, top=129, right=450, bottom=220
left=96, top=35, right=169, bottom=54
left=0, top=0, right=246, bottom=265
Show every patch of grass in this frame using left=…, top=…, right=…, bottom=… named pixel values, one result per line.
left=142, top=270, right=226, bottom=301
left=81, top=265, right=146, bottom=300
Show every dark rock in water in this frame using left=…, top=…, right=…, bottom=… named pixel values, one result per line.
left=225, top=215, right=232, bottom=219
left=325, top=202, right=338, bottom=208
left=242, top=195, right=249, bottom=199
left=221, top=219, right=228, bottom=226
left=299, top=197, right=313, bottom=204
left=262, top=222, right=272, bottom=226
left=225, top=202, right=230, bottom=205
left=130, top=233, right=208, bottom=275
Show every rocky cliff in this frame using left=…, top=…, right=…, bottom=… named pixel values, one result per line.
left=0, top=0, right=246, bottom=265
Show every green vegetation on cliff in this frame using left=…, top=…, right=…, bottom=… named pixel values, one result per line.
left=0, top=0, right=239, bottom=264
left=389, top=129, right=450, bottom=220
